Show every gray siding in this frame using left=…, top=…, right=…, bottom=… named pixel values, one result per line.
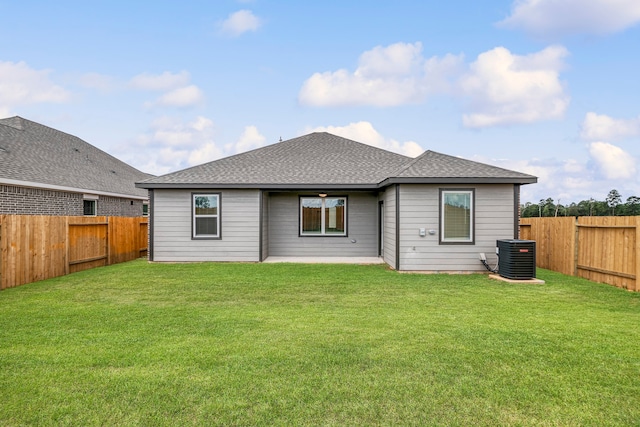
left=152, top=189, right=260, bottom=262
left=149, top=184, right=515, bottom=268
left=268, top=192, right=378, bottom=257
left=380, top=186, right=397, bottom=269
left=398, top=184, right=515, bottom=272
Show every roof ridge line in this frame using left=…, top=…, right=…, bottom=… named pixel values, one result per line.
left=387, top=149, right=432, bottom=178
left=0, top=116, right=25, bottom=131
left=316, top=132, right=414, bottom=159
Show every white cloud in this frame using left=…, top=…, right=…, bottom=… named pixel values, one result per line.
left=219, top=10, right=262, bottom=37
left=124, top=117, right=271, bottom=175
left=357, top=42, right=424, bottom=77
left=78, top=72, right=115, bottom=92
left=298, top=42, right=463, bottom=107
left=477, top=156, right=554, bottom=185
left=580, top=112, right=640, bottom=141
left=498, top=0, right=640, bottom=37
left=459, top=46, right=570, bottom=128
left=0, top=60, right=70, bottom=114
left=307, top=121, right=423, bottom=158
left=424, top=53, right=465, bottom=94
left=588, top=141, right=636, bottom=180
left=299, top=42, right=568, bottom=128
left=563, top=159, right=585, bottom=173
left=191, top=115, right=214, bottom=132
left=225, top=125, right=267, bottom=154
left=129, top=71, right=205, bottom=109
left=124, top=116, right=219, bottom=175
left=129, top=71, right=191, bottom=91
left=474, top=153, right=638, bottom=203
left=154, top=85, right=205, bottom=108
left=188, top=142, right=224, bottom=167
left=149, top=116, right=214, bottom=149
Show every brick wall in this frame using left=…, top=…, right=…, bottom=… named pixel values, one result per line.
left=98, top=196, right=145, bottom=217
left=0, top=184, right=146, bottom=217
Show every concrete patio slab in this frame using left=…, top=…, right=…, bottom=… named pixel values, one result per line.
left=263, top=256, right=385, bottom=264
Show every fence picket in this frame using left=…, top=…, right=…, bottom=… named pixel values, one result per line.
left=520, top=216, right=639, bottom=291
left=0, top=215, right=148, bottom=290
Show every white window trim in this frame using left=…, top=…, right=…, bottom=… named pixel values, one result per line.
left=300, top=196, right=347, bottom=236
left=440, top=189, right=474, bottom=244
left=193, top=193, right=220, bottom=239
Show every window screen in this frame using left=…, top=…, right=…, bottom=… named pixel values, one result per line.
left=441, top=190, right=473, bottom=243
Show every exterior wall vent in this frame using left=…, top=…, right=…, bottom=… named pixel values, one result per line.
left=497, top=239, right=536, bottom=280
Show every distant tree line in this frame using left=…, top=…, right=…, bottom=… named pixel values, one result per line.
left=521, top=189, right=640, bottom=217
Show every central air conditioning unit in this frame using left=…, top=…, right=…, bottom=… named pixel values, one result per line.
left=497, top=239, right=536, bottom=280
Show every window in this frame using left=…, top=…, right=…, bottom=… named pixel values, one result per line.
left=142, top=203, right=149, bottom=216
left=300, top=196, right=346, bottom=236
left=193, top=194, right=220, bottom=239
left=83, top=199, right=96, bottom=216
left=440, top=189, right=474, bottom=244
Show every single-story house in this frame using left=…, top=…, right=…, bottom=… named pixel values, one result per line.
left=0, top=116, right=153, bottom=216
left=136, top=132, right=537, bottom=272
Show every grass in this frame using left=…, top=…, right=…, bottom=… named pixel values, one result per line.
left=1, top=260, right=639, bottom=426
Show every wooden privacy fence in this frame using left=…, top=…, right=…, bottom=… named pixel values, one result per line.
left=520, top=216, right=640, bottom=291
left=0, top=215, right=148, bottom=290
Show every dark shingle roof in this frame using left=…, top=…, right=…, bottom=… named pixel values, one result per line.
left=384, top=150, right=537, bottom=183
left=137, top=132, right=537, bottom=189
left=0, top=116, right=152, bottom=198
left=138, top=132, right=412, bottom=188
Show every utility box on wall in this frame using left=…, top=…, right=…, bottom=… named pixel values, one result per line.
left=497, top=239, right=536, bottom=280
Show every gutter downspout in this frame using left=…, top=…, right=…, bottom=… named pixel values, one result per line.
left=148, top=189, right=154, bottom=262
left=259, top=190, right=264, bottom=262
left=396, top=184, right=400, bottom=271
left=514, top=185, right=521, bottom=239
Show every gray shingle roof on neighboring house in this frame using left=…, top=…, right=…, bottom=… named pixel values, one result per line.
left=0, top=116, right=153, bottom=198
left=137, top=132, right=537, bottom=189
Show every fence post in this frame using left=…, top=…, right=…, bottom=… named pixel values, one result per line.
left=635, top=217, right=640, bottom=292
left=573, top=217, right=579, bottom=277
left=64, top=216, right=70, bottom=275
left=106, top=217, right=111, bottom=266
left=0, top=216, right=3, bottom=290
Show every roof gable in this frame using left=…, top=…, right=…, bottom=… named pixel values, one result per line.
left=0, top=116, right=153, bottom=198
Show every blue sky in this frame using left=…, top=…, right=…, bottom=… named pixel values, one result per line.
left=1, top=0, right=639, bottom=204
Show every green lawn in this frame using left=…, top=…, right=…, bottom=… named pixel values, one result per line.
left=1, top=260, right=639, bottom=426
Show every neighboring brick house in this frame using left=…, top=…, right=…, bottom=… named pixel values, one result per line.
left=0, top=116, right=152, bottom=216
